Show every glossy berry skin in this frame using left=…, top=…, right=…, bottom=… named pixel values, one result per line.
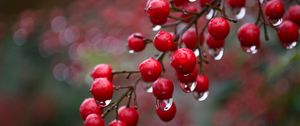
left=154, top=30, right=173, bottom=52
left=80, top=98, right=102, bottom=120
left=226, top=0, right=245, bottom=8
left=109, top=120, right=126, bottom=126
left=139, top=57, right=162, bottom=82
left=265, top=0, right=285, bottom=20
left=277, top=20, right=299, bottom=48
left=176, top=66, right=198, bottom=83
left=173, top=0, right=189, bottom=7
left=237, top=23, right=260, bottom=48
left=182, top=28, right=204, bottom=49
left=145, top=0, right=170, bottom=25
left=152, top=78, right=174, bottom=100
left=128, top=33, right=145, bottom=52
left=118, top=106, right=139, bottom=126
left=195, top=74, right=209, bottom=93
left=181, top=5, right=198, bottom=23
left=90, top=64, right=112, bottom=81
left=90, top=78, right=114, bottom=101
left=286, top=5, right=300, bottom=26
left=199, top=0, right=211, bottom=7
left=170, top=48, right=197, bottom=74
left=206, top=33, right=225, bottom=49
left=208, top=17, right=230, bottom=40
left=84, top=114, right=105, bottom=126
left=156, top=102, right=176, bottom=122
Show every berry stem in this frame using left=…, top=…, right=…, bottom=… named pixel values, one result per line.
left=257, top=0, right=269, bottom=41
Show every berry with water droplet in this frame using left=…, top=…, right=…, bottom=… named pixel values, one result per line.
left=84, top=114, right=105, bottom=126
left=118, top=106, right=139, bottom=126
left=109, top=120, right=126, bottom=126
left=80, top=98, right=102, bottom=120
left=226, top=0, right=245, bottom=8
left=156, top=102, right=176, bottom=122
left=176, top=66, right=198, bottom=83
left=128, top=33, right=146, bottom=52
left=277, top=20, right=299, bottom=48
left=265, top=0, right=285, bottom=20
left=208, top=17, right=230, bottom=40
left=154, top=30, right=173, bottom=52
left=206, top=33, right=225, bottom=49
left=170, top=48, right=197, bottom=74
left=139, top=57, right=162, bottom=82
left=237, top=23, right=260, bottom=49
left=145, top=0, right=170, bottom=25
left=152, top=78, right=174, bottom=100
left=195, top=74, right=209, bottom=93
left=90, top=64, right=112, bottom=81
left=90, top=78, right=114, bottom=102
left=182, top=28, right=204, bottom=49
left=286, top=5, right=300, bottom=26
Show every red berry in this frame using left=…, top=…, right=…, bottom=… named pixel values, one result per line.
left=90, top=78, right=114, bottom=101
left=265, top=0, right=285, bottom=20
left=152, top=78, right=174, bottom=100
left=173, top=0, right=189, bottom=7
left=128, top=33, right=145, bottom=52
left=146, top=0, right=170, bottom=25
left=139, top=57, right=162, bottom=82
left=206, top=33, right=225, bottom=49
left=176, top=66, right=198, bottom=83
left=226, top=0, right=245, bottom=8
left=80, top=98, right=102, bottom=120
left=90, top=64, right=112, bottom=81
left=195, top=74, right=209, bottom=93
left=182, top=28, right=204, bottom=49
left=118, top=106, right=139, bottom=126
left=170, top=48, right=197, bottom=74
left=181, top=5, right=199, bottom=23
left=156, top=102, right=176, bottom=122
left=199, top=0, right=212, bottom=7
left=277, top=20, right=299, bottom=48
left=208, top=17, right=230, bottom=40
left=84, top=114, right=105, bottom=126
left=237, top=23, right=260, bottom=48
left=154, top=30, right=173, bottom=52
left=109, top=120, right=126, bottom=126
left=286, top=5, right=300, bottom=26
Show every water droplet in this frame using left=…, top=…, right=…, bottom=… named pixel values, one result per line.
left=259, top=0, right=264, bottom=4
left=193, top=91, right=209, bottom=102
left=143, top=82, right=153, bottom=93
left=208, top=48, right=224, bottom=60
left=98, top=99, right=112, bottom=107
left=128, top=50, right=135, bottom=54
left=270, top=18, right=283, bottom=27
left=194, top=49, right=200, bottom=57
left=235, top=7, right=246, bottom=20
left=156, top=98, right=173, bottom=111
left=189, top=0, right=196, bottom=2
left=206, top=9, right=215, bottom=20
left=242, top=45, right=258, bottom=54
left=180, top=82, right=196, bottom=93
left=284, top=41, right=297, bottom=49
left=152, top=25, right=161, bottom=31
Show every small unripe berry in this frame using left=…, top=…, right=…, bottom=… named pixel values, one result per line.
left=90, top=64, right=112, bottom=81
left=84, top=114, right=105, bottom=126
left=208, top=17, right=230, bottom=40
left=226, top=0, right=245, bottom=9
left=90, top=78, right=114, bottom=101
left=128, top=33, right=146, bottom=52
left=170, top=48, right=197, bottom=74
left=277, top=20, right=299, bottom=48
left=195, top=74, right=209, bottom=93
left=145, top=0, right=170, bottom=25
left=154, top=30, right=173, bottom=52
left=285, top=5, right=300, bottom=26
left=156, top=102, right=176, bottom=122
left=176, top=66, right=198, bottom=83
left=237, top=23, right=260, bottom=48
left=152, top=78, right=174, bottom=100
left=182, top=28, right=204, bottom=49
left=118, top=106, right=139, bottom=126
left=139, top=57, right=162, bottom=82
left=79, top=98, right=102, bottom=120
left=199, top=0, right=212, bottom=7
left=206, top=33, right=225, bottom=49
left=109, top=120, right=126, bottom=126
left=265, top=0, right=285, bottom=20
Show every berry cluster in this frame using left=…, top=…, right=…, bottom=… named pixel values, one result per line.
left=79, top=0, right=300, bottom=125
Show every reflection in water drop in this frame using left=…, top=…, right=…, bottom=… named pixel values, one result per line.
left=180, top=82, right=196, bottom=93
left=235, top=7, right=246, bottom=20
left=156, top=98, right=173, bottom=111
left=128, top=50, right=135, bottom=54
left=242, top=45, right=258, bottom=54
left=189, top=0, right=196, bottom=2
left=152, top=25, right=162, bottom=31
left=98, top=99, right=112, bottom=107
left=143, top=82, right=153, bottom=93
left=285, top=41, right=297, bottom=49
left=208, top=48, right=224, bottom=60
left=271, top=18, right=283, bottom=27
left=206, top=9, right=215, bottom=20
left=193, top=91, right=209, bottom=102
left=194, top=49, right=200, bottom=57
left=259, top=0, right=264, bottom=3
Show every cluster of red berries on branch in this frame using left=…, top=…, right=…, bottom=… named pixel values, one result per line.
left=80, top=0, right=300, bottom=125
